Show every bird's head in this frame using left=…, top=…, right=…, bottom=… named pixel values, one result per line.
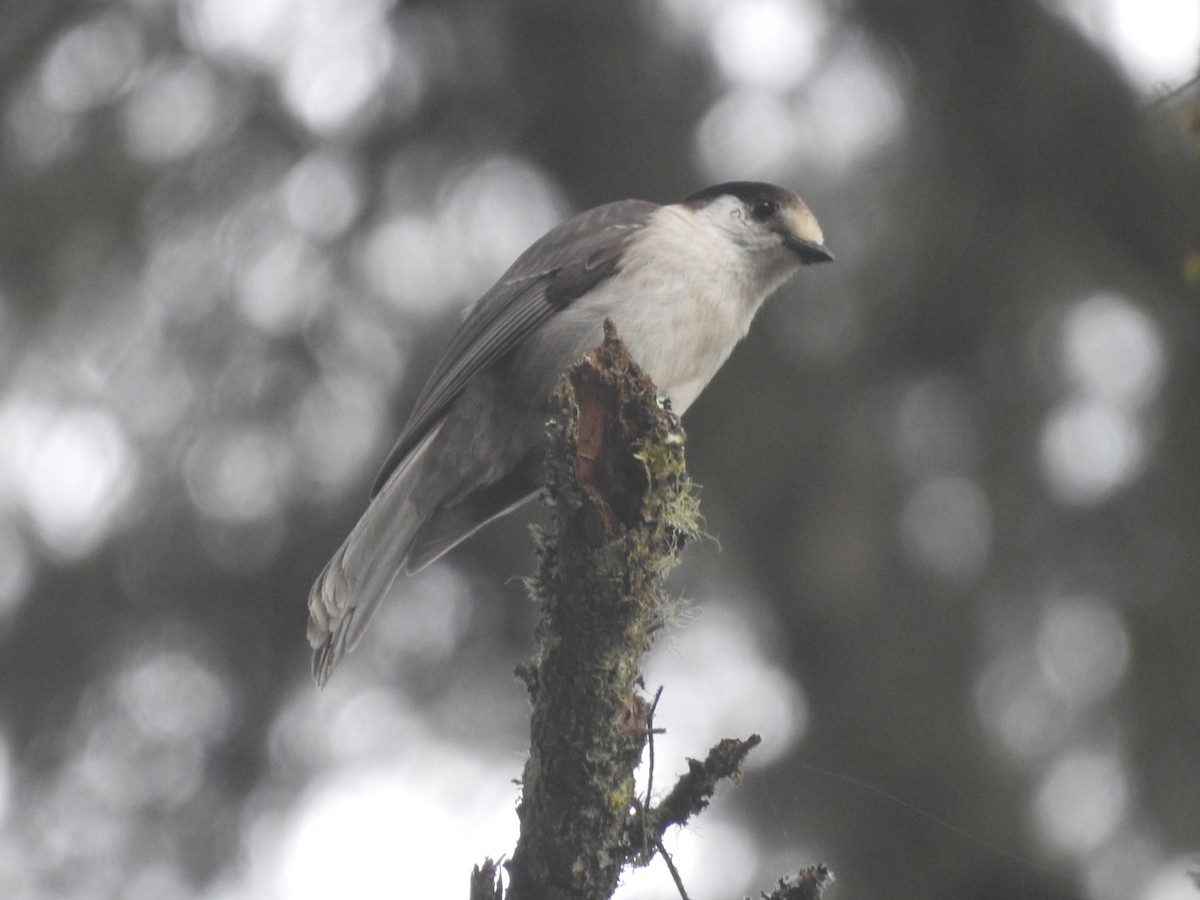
left=683, top=181, right=833, bottom=270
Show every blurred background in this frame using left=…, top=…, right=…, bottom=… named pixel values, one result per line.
left=1, top=0, right=1198, bottom=897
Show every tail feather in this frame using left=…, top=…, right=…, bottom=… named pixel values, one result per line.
left=307, top=427, right=546, bottom=686
left=307, top=428, right=439, bottom=686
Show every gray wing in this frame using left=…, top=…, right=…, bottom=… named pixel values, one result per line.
left=370, top=198, right=658, bottom=497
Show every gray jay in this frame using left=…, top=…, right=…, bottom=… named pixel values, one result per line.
left=308, top=181, right=832, bottom=684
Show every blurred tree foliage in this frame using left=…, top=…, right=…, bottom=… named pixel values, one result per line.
left=0, top=1, right=1197, bottom=898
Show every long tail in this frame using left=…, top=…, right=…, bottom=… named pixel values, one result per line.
left=307, top=428, right=439, bottom=686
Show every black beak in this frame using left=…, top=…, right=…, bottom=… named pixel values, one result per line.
left=784, top=234, right=835, bottom=265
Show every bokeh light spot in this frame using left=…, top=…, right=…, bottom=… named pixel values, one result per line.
left=801, top=39, right=908, bottom=177
left=282, top=152, right=365, bottom=240
left=236, top=236, right=328, bottom=336
left=708, top=0, right=824, bottom=89
left=1081, top=834, right=1161, bottom=900
left=696, top=89, right=799, bottom=180
left=184, top=428, right=292, bottom=522
left=122, top=58, right=221, bottom=162
left=1054, top=0, right=1200, bottom=89
left=41, top=13, right=144, bottom=113
left=80, top=718, right=205, bottom=810
left=119, top=650, right=232, bottom=743
left=643, top=601, right=808, bottom=769
left=184, top=0, right=293, bottom=63
left=368, top=565, right=477, bottom=672
left=290, top=375, right=386, bottom=498
left=0, top=401, right=137, bottom=560
left=975, top=648, right=1072, bottom=758
left=1062, top=293, right=1164, bottom=406
left=1107, top=0, right=1200, bottom=85
left=1033, top=748, right=1129, bottom=854
left=1037, top=595, right=1130, bottom=706
left=276, top=759, right=516, bottom=899
left=141, top=227, right=225, bottom=324
left=900, top=475, right=992, bottom=582
left=696, top=36, right=906, bottom=182
left=362, top=157, right=566, bottom=315
left=360, top=214, right=449, bottom=314
left=1040, top=398, right=1144, bottom=505
left=438, top=157, right=568, bottom=290
left=282, top=18, right=395, bottom=133
left=1141, top=856, right=1200, bottom=900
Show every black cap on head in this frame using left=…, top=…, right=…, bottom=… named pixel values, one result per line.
left=683, top=181, right=797, bottom=211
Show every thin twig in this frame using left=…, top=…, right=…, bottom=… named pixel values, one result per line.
left=649, top=735, right=761, bottom=836
left=645, top=685, right=665, bottom=807
left=1150, top=72, right=1200, bottom=109
left=654, top=835, right=692, bottom=900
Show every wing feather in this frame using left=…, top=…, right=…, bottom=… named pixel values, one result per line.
left=370, top=198, right=657, bottom=497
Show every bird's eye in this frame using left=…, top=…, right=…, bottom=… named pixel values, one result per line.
left=750, top=199, right=777, bottom=222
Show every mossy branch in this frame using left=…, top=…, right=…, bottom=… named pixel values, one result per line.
left=476, top=321, right=831, bottom=900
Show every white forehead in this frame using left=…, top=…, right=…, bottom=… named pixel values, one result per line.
left=782, top=200, right=824, bottom=246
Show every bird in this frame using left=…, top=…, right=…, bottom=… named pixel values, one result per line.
left=307, top=181, right=833, bottom=685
